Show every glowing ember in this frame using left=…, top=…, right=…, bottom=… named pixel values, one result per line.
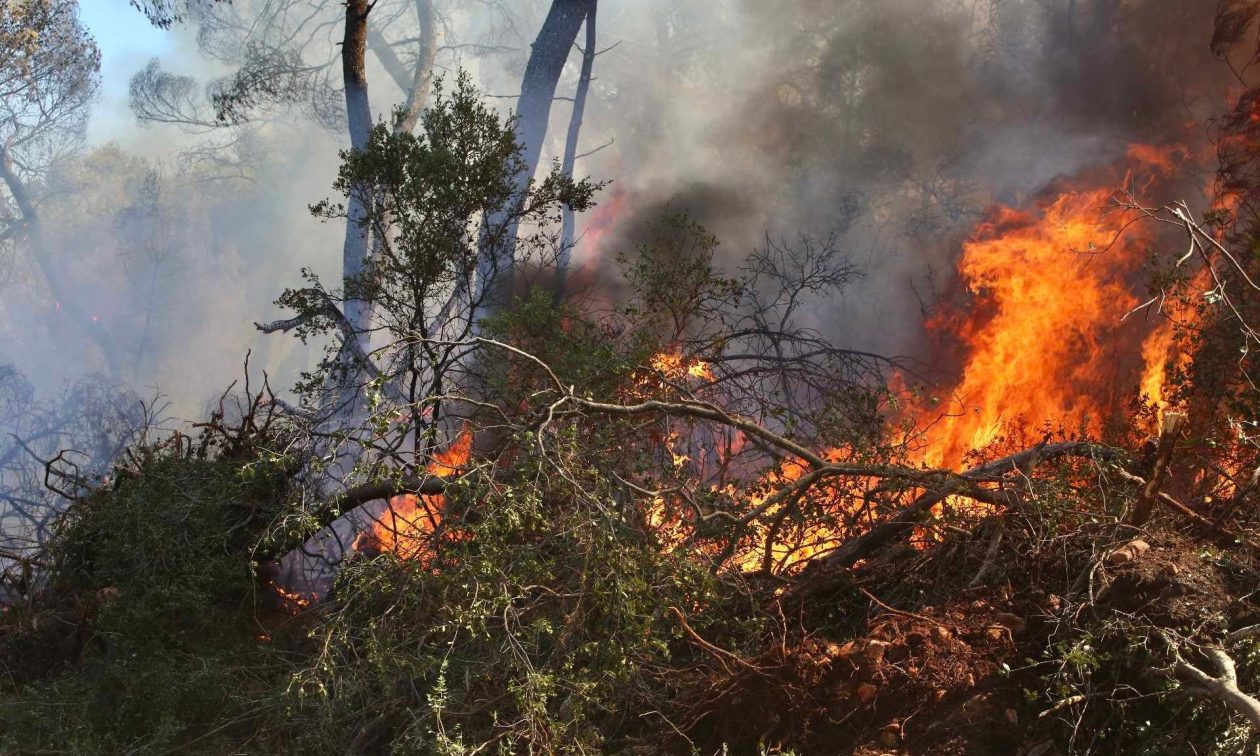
left=268, top=581, right=312, bottom=612
left=650, top=351, right=713, bottom=381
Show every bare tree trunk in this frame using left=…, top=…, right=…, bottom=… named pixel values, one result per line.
left=475, top=0, right=587, bottom=319
left=368, top=0, right=437, bottom=134
left=555, top=0, right=597, bottom=300
left=341, top=0, right=374, bottom=352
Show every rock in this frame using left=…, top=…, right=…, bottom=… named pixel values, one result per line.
left=993, top=612, right=1028, bottom=635
left=863, top=639, right=890, bottom=667
left=1106, top=539, right=1151, bottom=566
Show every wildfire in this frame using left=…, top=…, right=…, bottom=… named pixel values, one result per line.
left=268, top=581, right=312, bottom=612
left=349, top=147, right=1201, bottom=579
left=581, top=186, right=628, bottom=256
left=913, top=147, right=1183, bottom=468
left=716, top=145, right=1202, bottom=574
left=355, top=426, right=473, bottom=560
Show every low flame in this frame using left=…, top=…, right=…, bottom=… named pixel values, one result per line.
left=650, top=351, right=714, bottom=381
left=355, top=426, right=473, bottom=560
left=268, top=581, right=312, bottom=612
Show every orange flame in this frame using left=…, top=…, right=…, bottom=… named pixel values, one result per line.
left=914, top=147, right=1182, bottom=468
left=723, top=144, right=1199, bottom=574
left=650, top=351, right=714, bottom=381
left=356, top=426, right=473, bottom=560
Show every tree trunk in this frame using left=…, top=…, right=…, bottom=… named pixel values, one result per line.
left=341, top=0, right=374, bottom=351
left=475, top=0, right=587, bottom=320
left=368, top=0, right=437, bottom=134
left=556, top=0, right=597, bottom=300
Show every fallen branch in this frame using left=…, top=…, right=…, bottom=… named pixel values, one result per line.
left=858, top=586, right=936, bottom=625
left=785, top=442, right=1121, bottom=602
left=830, top=442, right=1116, bottom=570
left=1227, top=624, right=1260, bottom=644
left=279, top=474, right=451, bottom=552
left=1174, top=647, right=1260, bottom=729
left=669, top=605, right=767, bottom=676
left=1115, top=470, right=1229, bottom=532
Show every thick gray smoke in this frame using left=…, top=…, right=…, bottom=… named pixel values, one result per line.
left=561, top=0, right=1229, bottom=359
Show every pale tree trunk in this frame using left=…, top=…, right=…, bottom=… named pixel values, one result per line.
left=475, top=0, right=587, bottom=320
left=556, top=0, right=597, bottom=300
left=368, top=0, right=437, bottom=134
left=366, top=0, right=436, bottom=340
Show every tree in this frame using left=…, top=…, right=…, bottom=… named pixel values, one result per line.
left=256, top=74, right=594, bottom=589
left=129, top=0, right=443, bottom=347
left=474, top=0, right=589, bottom=318
left=0, top=0, right=107, bottom=371
left=556, top=0, right=597, bottom=295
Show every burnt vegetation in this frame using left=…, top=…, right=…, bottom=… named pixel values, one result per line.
left=7, top=1, right=1260, bottom=754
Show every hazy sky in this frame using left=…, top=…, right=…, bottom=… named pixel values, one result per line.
left=79, top=0, right=172, bottom=143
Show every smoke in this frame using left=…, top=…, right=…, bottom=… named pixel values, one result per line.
left=0, top=0, right=1236, bottom=433
left=559, top=0, right=1229, bottom=357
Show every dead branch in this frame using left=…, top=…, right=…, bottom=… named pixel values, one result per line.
left=1112, top=469, right=1252, bottom=548
left=1131, top=412, right=1182, bottom=526
left=1226, top=624, right=1260, bottom=644
left=858, top=586, right=936, bottom=625
left=669, top=605, right=767, bottom=676
left=255, top=288, right=402, bottom=403
left=294, top=474, right=450, bottom=541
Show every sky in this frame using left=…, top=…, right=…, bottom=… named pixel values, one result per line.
left=79, top=0, right=173, bottom=144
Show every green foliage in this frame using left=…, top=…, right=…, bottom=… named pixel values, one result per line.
left=281, top=442, right=749, bottom=754
left=0, top=448, right=293, bottom=754
left=288, top=71, right=598, bottom=404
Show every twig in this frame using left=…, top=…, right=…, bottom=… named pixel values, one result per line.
left=858, top=586, right=937, bottom=625
left=669, top=606, right=766, bottom=676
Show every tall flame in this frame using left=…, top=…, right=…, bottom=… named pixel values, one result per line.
left=723, top=145, right=1196, bottom=573
left=914, top=148, right=1180, bottom=467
